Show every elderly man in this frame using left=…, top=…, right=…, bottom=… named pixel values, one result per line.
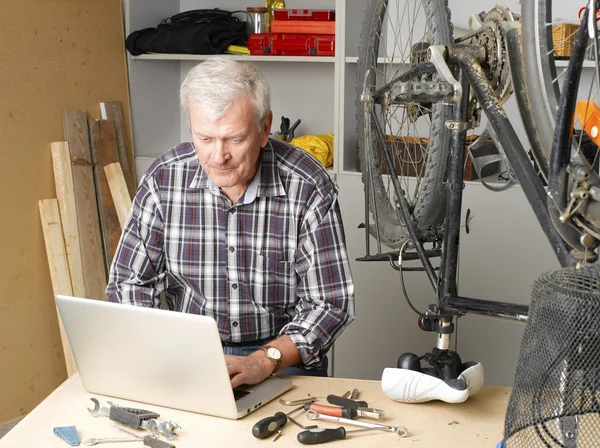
left=107, top=57, right=355, bottom=387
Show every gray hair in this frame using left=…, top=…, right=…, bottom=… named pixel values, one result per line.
left=180, top=57, right=271, bottom=129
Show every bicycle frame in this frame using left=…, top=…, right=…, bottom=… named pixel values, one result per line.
left=362, top=23, right=575, bottom=322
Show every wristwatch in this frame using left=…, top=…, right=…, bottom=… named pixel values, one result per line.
left=262, top=345, right=283, bottom=370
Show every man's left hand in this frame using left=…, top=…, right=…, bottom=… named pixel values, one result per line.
left=226, top=352, right=274, bottom=388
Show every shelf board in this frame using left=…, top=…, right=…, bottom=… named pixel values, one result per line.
left=132, top=54, right=335, bottom=63
left=346, top=57, right=597, bottom=68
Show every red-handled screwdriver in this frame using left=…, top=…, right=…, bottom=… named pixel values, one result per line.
left=305, top=403, right=384, bottom=420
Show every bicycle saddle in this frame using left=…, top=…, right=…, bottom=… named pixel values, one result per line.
left=381, top=362, right=484, bottom=404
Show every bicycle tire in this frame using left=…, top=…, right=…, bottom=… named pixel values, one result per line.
left=548, top=4, right=597, bottom=256
left=356, top=0, right=453, bottom=246
left=521, top=0, right=561, bottom=164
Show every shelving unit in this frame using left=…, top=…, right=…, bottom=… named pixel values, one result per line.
left=124, top=0, right=344, bottom=180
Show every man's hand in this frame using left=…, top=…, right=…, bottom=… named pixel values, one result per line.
left=226, top=351, right=275, bottom=388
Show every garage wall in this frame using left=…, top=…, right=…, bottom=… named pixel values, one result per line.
left=0, top=0, right=131, bottom=423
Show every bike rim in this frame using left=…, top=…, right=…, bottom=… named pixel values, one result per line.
left=357, top=0, right=453, bottom=245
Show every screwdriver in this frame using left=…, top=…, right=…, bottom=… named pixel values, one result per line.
left=297, top=426, right=385, bottom=444
left=252, top=404, right=305, bottom=439
left=305, top=403, right=384, bottom=420
left=117, top=428, right=176, bottom=448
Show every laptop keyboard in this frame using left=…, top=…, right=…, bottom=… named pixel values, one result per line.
left=233, top=388, right=251, bottom=401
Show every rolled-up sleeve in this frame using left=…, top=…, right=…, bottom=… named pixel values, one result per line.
left=280, top=190, right=355, bottom=368
left=106, top=174, right=166, bottom=307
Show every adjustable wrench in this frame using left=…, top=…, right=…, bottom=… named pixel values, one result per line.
left=88, top=398, right=180, bottom=440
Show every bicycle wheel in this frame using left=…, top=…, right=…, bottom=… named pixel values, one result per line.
left=357, top=0, right=453, bottom=247
left=548, top=3, right=600, bottom=257
left=521, top=0, right=570, bottom=162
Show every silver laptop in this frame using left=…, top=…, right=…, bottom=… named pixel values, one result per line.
left=55, top=295, right=293, bottom=419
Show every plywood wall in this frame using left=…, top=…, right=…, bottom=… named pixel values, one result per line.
left=0, top=0, right=132, bottom=422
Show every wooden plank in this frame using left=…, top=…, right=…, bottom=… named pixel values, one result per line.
left=63, top=110, right=107, bottom=300
left=38, top=199, right=77, bottom=377
left=100, top=101, right=136, bottom=197
left=89, top=119, right=122, bottom=271
left=105, top=162, right=133, bottom=230
left=50, top=142, right=86, bottom=298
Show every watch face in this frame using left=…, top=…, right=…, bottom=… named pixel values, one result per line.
left=267, top=347, right=281, bottom=360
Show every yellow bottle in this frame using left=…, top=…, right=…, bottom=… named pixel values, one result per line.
left=265, top=0, right=285, bottom=32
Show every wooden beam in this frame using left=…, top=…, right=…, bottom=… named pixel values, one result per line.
left=104, top=162, right=132, bottom=230
left=63, top=110, right=107, bottom=300
left=50, top=142, right=86, bottom=298
left=100, top=101, right=136, bottom=197
left=89, top=119, right=122, bottom=271
left=38, top=199, right=77, bottom=377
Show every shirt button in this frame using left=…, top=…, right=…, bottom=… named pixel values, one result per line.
left=229, top=246, right=235, bottom=252
left=232, top=321, right=238, bottom=327
left=232, top=283, right=238, bottom=289
left=229, top=208, right=236, bottom=214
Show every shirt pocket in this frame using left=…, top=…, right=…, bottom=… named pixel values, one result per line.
left=249, top=253, right=297, bottom=309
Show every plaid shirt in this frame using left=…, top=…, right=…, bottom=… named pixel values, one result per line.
left=106, top=139, right=355, bottom=368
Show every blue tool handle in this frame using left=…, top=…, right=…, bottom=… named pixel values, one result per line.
left=297, top=427, right=346, bottom=444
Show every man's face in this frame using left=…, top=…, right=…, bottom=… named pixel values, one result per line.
left=189, top=95, right=272, bottom=198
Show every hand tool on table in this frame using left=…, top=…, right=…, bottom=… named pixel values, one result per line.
left=88, top=398, right=180, bottom=440
left=304, top=402, right=384, bottom=420
left=83, top=432, right=175, bottom=447
left=297, top=426, right=399, bottom=445
left=118, top=428, right=176, bottom=448
left=278, top=396, right=318, bottom=406
left=326, top=394, right=368, bottom=409
left=252, top=403, right=314, bottom=439
left=325, top=394, right=385, bottom=419
left=306, top=410, right=408, bottom=437
left=53, top=426, right=81, bottom=446
left=278, top=389, right=350, bottom=406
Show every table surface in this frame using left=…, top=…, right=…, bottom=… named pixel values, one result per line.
left=0, top=374, right=510, bottom=447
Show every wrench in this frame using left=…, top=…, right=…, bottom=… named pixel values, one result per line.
left=83, top=436, right=137, bottom=445
left=306, top=410, right=408, bottom=437
left=88, top=398, right=180, bottom=440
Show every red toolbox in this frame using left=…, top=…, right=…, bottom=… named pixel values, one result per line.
left=270, top=19, right=335, bottom=35
left=248, top=33, right=335, bottom=56
left=273, top=9, right=335, bottom=21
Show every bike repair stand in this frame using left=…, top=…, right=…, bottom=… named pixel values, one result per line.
left=381, top=67, right=484, bottom=404
left=381, top=308, right=484, bottom=404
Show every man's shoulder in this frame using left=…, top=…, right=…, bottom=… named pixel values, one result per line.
left=270, top=139, right=333, bottom=188
left=143, top=142, right=198, bottom=182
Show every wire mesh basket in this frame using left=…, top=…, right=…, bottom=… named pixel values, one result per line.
left=502, top=263, right=600, bottom=447
left=552, top=23, right=580, bottom=58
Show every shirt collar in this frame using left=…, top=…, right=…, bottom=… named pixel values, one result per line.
left=189, top=140, right=286, bottom=200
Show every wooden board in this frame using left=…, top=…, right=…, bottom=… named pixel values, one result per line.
left=50, top=142, right=86, bottom=298
left=100, top=101, right=136, bottom=197
left=38, top=199, right=77, bottom=377
left=89, top=119, right=122, bottom=271
left=63, top=110, right=107, bottom=300
left=105, top=162, right=133, bottom=229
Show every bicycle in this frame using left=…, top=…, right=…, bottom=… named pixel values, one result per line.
left=356, top=0, right=600, bottom=403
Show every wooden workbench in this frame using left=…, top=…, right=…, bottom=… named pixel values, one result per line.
left=0, top=374, right=510, bottom=447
